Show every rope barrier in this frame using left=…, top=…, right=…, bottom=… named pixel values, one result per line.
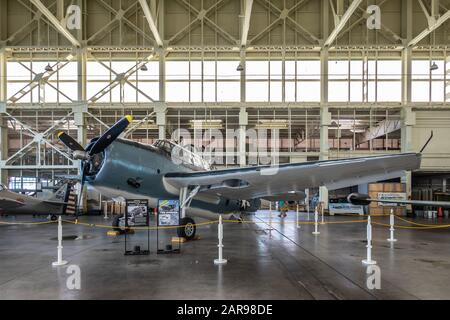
left=1, top=213, right=450, bottom=231
left=0, top=220, right=57, bottom=225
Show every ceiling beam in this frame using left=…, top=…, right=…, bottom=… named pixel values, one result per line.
left=324, top=0, right=363, bottom=47
left=240, top=0, right=253, bottom=47
left=408, top=9, right=450, bottom=47
left=29, top=0, right=80, bottom=47
left=138, top=0, right=164, bottom=47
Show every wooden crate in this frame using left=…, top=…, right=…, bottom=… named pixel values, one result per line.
left=368, top=183, right=406, bottom=215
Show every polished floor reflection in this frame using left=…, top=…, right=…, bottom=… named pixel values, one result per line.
left=0, top=211, right=449, bottom=299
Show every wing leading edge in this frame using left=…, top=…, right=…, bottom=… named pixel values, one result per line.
left=163, top=153, right=421, bottom=200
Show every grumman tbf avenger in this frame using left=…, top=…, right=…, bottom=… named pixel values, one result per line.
left=57, top=115, right=422, bottom=240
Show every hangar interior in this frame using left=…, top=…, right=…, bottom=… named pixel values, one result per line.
left=1, top=0, right=450, bottom=300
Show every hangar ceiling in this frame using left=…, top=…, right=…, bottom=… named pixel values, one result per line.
left=0, top=0, right=449, bottom=189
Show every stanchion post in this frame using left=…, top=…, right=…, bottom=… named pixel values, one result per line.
left=362, top=215, right=377, bottom=265
left=296, top=203, right=300, bottom=229
left=103, top=202, right=108, bottom=219
left=214, top=215, right=227, bottom=265
left=387, top=208, right=397, bottom=242
left=321, top=202, right=324, bottom=224
left=52, top=216, right=68, bottom=266
left=312, top=206, right=320, bottom=235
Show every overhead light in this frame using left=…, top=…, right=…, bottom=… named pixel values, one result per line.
left=236, top=63, right=244, bottom=72
left=44, top=63, right=53, bottom=72
left=140, top=64, right=148, bottom=71
left=255, top=119, right=288, bottom=129
left=430, top=61, right=438, bottom=71
left=189, top=119, right=223, bottom=129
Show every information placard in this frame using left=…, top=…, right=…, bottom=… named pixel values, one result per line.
left=157, top=199, right=180, bottom=226
left=377, top=192, right=407, bottom=206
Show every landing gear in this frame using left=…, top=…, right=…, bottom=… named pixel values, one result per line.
left=177, top=217, right=196, bottom=240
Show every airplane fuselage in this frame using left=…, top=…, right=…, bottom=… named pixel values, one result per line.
left=87, top=139, right=246, bottom=220
left=0, top=189, right=64, bottom=216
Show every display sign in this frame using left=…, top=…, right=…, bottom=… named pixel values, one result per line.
left=377, top=192, right=407, bottom=206
left=157, top=199, right=180, bottom=226
left=329, top=203, right=364, bottom=215
left=125, top=199, right=149, bottom=226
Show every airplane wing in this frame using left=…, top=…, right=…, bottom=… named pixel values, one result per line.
left=163, top=153, right=421, bottom=200
left=0, top=198, right=25, bottom=210
left=347, top=193, right=450, bottom=207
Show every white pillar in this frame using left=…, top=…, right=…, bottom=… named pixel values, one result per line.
left=214, top=215, right=227, bottom=265
left=155, top=104, right=167, bottom=140
left=312, top=207, right=320, bottom=235
left=362, top=216, right=377, bottom=265
left=0, top=49, right=7, bottom=185
left=238, top=107, right=247, bottom=167
left=52, top=216, right=68, bottom=266
left=387, top=208, right=398, bottom=242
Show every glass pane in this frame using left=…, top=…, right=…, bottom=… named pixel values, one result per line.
left=246, top=81, right=268, bottom=101
left=412, top=81, right=429, bottom=101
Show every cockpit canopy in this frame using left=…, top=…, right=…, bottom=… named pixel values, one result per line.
left=153, top=140, right=211, bottom=171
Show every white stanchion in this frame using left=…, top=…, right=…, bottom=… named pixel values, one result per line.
left=362, top=216, right=377, bottom=265
left=296, top=204, right=300, bottom=229
left=312, top=207, right=320, bottom=235
left=214, top=215, right=227, bottom=265
left=103, top=203, right=108, bottom=220
left=52, top=216, right=68, bottom=267
left=321, top=204, right=324, bottom=224
left=387, top=208, right=397, bottom=242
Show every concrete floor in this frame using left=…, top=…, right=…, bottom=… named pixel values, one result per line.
left=0, top=211, right=449, bottom=300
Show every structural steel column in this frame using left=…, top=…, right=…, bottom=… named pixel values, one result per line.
left=238, top=49, right=247, bottom=167
left=401, top=0, right=413, bottom=204
left=319, top=48, right=330, bottom=208
left=155, top=104, right=167, bottom=140
left=239, top=107, right=247, bottom=167
left=77, top=48, right=87, bottom=101
left=0, top=48, right=7, bottom=185
left=401, top=107, right=415, bottom=203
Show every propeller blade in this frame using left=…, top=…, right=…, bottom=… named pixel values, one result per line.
left=58, top=132, right=85, bottom=151
left=89, top=115, right=132, bottom=155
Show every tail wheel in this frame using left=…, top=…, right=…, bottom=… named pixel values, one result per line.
left=177, top=217, right=196, bottom=240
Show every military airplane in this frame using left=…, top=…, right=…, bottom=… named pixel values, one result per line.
left=0, top=183, right=72, bottom=218
left=57, top=115, right=422, bottom=239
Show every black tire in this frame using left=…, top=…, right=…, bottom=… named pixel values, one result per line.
left=177, top=217, right=196, bottom=240
left=50, top=214, right=58, bottom=221
left=112, top=214, right=125, bottom=233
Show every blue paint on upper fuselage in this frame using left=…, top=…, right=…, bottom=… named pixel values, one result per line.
left=87, top=139, right=242, bottom=216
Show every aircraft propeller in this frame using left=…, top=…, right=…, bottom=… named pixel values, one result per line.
left=57, top=115, right=133, bottom=220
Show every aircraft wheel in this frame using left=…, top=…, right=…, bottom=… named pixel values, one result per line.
left=50, top=215, right=58, bottom=221
left=178, top=217, right=196, bottom=240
